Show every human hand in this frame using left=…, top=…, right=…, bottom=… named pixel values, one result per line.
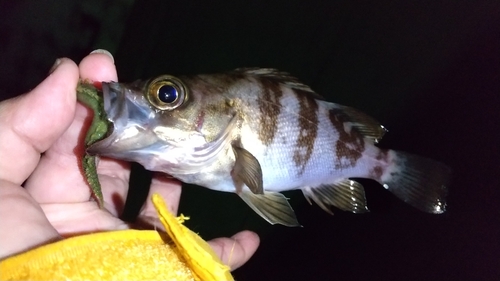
left=0, top=50, right=259, bottom=270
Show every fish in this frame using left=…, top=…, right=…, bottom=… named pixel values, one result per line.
left=88, top=68, right=450, bottom=226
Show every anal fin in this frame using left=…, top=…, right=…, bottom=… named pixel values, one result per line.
left=238, top=190, right=300, bottom=227
left=302, top=179, right=369, bottom=214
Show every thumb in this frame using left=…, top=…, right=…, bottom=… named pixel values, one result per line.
left=208, top=230, right=260, bottom=271
left=0, top=58, right=79, bottom=184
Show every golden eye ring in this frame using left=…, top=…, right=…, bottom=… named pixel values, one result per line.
left=146, top=75, right=188, bottom=110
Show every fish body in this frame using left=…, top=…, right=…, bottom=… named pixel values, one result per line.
left=89, top=68, right=450, bottom=226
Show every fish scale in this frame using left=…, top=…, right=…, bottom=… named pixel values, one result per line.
left=88, top=68, right=450, bottom=226
left=240, top=88, right=370, bottom=190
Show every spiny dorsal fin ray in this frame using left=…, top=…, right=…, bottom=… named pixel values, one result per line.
left=302, top=179, right=369, bottom=214
left=328, top=104, right=388, bottom=142
left=238, top=190, right=301, bottom=227
left=234, top=68, right=325, bottom=100
left=231, top=145, right=264, bottom=195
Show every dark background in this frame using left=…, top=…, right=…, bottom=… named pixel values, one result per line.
left=1, top=1, right=499, bottom=280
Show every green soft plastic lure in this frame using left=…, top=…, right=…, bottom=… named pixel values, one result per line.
left=76, top=81, right=110, bottom=207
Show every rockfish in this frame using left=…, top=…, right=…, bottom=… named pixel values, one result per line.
left=88, top=68, right=450, bottom=226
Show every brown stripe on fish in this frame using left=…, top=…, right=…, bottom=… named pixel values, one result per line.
left=293, top=89, right=319, bottom=175
left=369, top=149, right=389, bottom=180
left=328, top=108, right=365, bottom=169
left=257, top=79, right=283, bottom=145
left=370, top=166, right=384, bottom=179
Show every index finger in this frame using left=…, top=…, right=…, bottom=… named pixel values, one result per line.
left=79, top=50, right=118, bottom=82
left=24, top=51, right=124, bottom=209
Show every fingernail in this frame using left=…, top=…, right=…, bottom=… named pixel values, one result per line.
left=90, top=49, right=114, bottom=63
left=48, top=58, right=62, bottom=74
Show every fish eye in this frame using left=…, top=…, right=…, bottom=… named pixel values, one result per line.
left=158, top=84, right=178, bottom=103
left=147, top=75, right=187, bottom=110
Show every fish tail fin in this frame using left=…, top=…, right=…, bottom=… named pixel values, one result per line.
left=380, top=150, right=451, bottom=213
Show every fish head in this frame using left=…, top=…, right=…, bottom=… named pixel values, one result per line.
left=88, top=74, right=238, bottom=174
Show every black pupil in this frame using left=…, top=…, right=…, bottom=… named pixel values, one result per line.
left=158, top=85, right=178, bottom=103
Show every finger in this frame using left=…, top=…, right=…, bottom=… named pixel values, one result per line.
left=24, top=104, right=96, bottom=203
left=25, top=51, right=126, bottom=208
left=0, top=181, right=60, bottom=259
left=136, top=174, right=182, bottom=228
left=79, top=49, right=118, bottom=82
left=93, top=158, right=131, bottom=216
left=24, top=104, right=131, bottom=208
left=0, top=58, right=79, bottom=184
left=208, top=230, right=260, bottom=271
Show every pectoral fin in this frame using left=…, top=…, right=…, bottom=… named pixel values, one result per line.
left=239, top=190, right=300, bottom=227
left=302, top=179, right=369, bottom=214
left=231, top=145, right=264, bottom=194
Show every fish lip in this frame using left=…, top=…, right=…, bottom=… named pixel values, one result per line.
left=101, top=82, right=121, bottom=123
left=87, top=82, right=123, bottom=154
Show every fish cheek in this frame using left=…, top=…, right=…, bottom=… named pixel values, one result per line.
left=159, top=102, right=202, bottom=137
left=196, top=99, right=236, bottom=143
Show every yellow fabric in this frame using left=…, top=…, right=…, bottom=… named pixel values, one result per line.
left=152, top=194, right=233, bottom=281
left=0, top=194, right=233, bottom=281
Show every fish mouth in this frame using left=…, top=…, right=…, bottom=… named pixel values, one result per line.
left=87, top=81, right=159, bottom=157
left=86, top=82, right=127, bottom=156
left=101, top=82, right=121, bottom=124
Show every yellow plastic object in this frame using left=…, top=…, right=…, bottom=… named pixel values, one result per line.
left=0, top=194, right=233, bottom=281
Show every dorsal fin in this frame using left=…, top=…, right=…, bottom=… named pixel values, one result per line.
left=234, top=68, right=386, bottom=141
left=327, top=103, right=388, bottom=142
left=234, top=68, right=325, bottom=100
